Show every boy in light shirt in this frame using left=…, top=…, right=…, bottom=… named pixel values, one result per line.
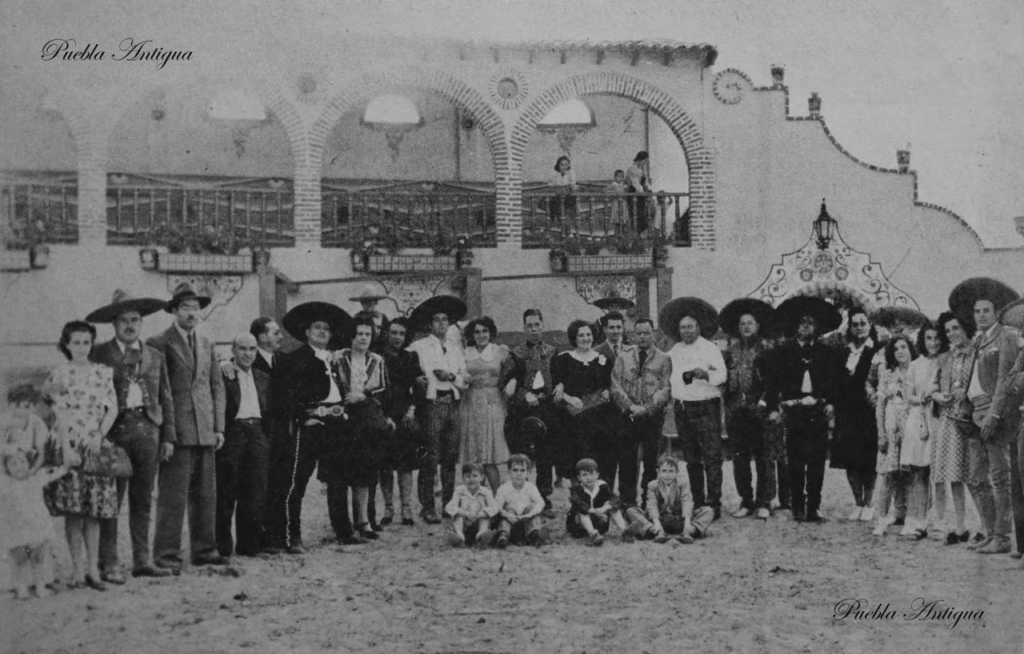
left=445, top=462, right=498, bottom=547
left=492, top=454, right=545, bottom=548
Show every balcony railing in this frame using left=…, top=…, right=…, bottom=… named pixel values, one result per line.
left=321, top=180, right=496, bottom=249
left=106, top=174, right=295, bottom=248
left=0, top=171, right=79, bottom=245
left=522, top=185, right=690, bottom=249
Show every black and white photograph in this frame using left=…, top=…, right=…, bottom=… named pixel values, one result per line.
left=1, top=1, right=1023, bottom=652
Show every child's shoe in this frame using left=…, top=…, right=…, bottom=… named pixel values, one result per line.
left=527, top=530, right=543, bottom=547
left=653, top=534, right=671, bottom=544
left=621, top=522, right=644, bottom=543
left=676, top=533, right=695, bottom=544
left=588, top=532, right=604, bottom=547
left=448, top=533, right=466, bottom=547
left=495, top=533, right=509, bottom=549
left=644, top=527, right=659, bottom=540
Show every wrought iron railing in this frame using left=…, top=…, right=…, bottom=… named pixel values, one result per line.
left=522, top=186, right=690, bottom=249
left=106, top=174, right=295, bottom=249
left=321, top=181, right=497, bottom=249
left=0, top=172, right=79, bottom=246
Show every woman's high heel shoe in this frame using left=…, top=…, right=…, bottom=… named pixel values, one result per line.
left=84, top=575, right=107, bottom=592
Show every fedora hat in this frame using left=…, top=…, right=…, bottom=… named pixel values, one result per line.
left=282, top=301, right=352, bottom=343
left=658, top=297, right=718, bottom=341
left=718, top=298, right=774, bottom=338
left=348, top=285, right=389, bottom=304
left=409, top=295, right=467, bottom=329
left=948, top=277, right=1019, bottom=327
left=86, top=289, right=166, bottom=323
left=165, top=283, right=211, bottom=312
left=774, top=296, right=842, bottom=335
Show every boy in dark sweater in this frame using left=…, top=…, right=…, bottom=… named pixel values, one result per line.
left=566, top=458, right=641, bottom=546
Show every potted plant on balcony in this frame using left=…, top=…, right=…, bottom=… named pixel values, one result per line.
left=156, top=223, right=254, bottom=274
left=454, top=236, right=474, bottom=269
left=1, top=218, right=48, bottom=271
left=652, top=231, right=671, bottom=268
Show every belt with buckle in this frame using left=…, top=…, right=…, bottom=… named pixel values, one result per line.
left=306, top=404, right=347, bottom=419
left=120, top=407, right=146, bottom=416
left=235, top=417, right=262, bottom=424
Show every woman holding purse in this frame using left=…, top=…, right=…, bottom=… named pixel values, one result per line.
left=43, top=320, right=120, bottom=591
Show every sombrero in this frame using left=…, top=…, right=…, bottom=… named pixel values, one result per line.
left=999, top=298, right=1024, bottom=331
left=348, top=285, right=389, bottom=304
left=86, top=289, right=166, bottom=323
left=718, top=298, right=774, bottom=338
left=774, top=296, right=842, bottom=334
left=949, top=278, right=1019, bottom=326
left=165, top=282, right=211, bottom=312
left=409, top=295, right=468, bottom=329
left=868, top=306, right=930, bottom=331
left=593, top=296, right=635, bottom=313
left=658, top=297, right=718, bottom=340
left=282, top=301, right=352, bottom=343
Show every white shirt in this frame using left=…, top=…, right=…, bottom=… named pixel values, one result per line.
left=668, top=337, right=726, bottom=402
left=845, top=338, right=875, bottom=375
left=494, top=481, right=543, bottom=517
left=407, top=334, right=468, bottom=400
left=234, top=367, right=262, bottom=420
left=115, top=338, right=145, bottom=408
left=311, top=345, right=343, bottom=403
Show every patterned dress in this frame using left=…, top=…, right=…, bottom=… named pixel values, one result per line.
left=459, top=344, right=513, bottom=466
left=876, top=366, right=909, bottom=475
left=931, top=346, right=971, bottom=482
left=0, top=413, right=57, bottom=549
left=43, top=363, right=119, bottom=519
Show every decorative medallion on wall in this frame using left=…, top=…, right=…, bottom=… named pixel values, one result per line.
left=575, top=276, right=637, bottom=307
left=167, top=275, right=243, bottom=319
left=748, top=226, right=917, bottom=311
left=379, top=276, right=454, bottom=317
left=489, top=68, right=529, bottom=110
left=294, top=67, right=331, bottom=105
left=713, top=69, right=752, bottom=105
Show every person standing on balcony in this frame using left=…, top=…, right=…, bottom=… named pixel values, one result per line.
left=625, top=151, right=651, bottom=234
left=146, top=284, right=227, bottom=572
left=548, top=155, right=577, bottom=225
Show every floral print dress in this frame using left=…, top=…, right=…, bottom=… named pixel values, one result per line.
left=875, top=366, right=909, bottom=475
left=43, top=363, right=119, bottom=519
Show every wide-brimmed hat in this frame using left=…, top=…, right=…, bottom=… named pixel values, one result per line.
left=86, top=289, right=166, bottom=323
left=348, top=285, right=389, bottom=304
left=719, top=298, right=774, bottom=338
left=593, top=296, right=635, bottom=313
left=949, top=277, right=1019, bottom=326
left=999, top=298, right=1024, bottom=331
left=282, top=301, right=352, bottom=343
left=658, top=297, right=718, bottom=340
left=409, top=295, right=467, bottom=329
left=774, top=296, right=842, bottom=335
left=165, top=283, right=211, bottom=312
left=868, top=305, right=930, bottom=331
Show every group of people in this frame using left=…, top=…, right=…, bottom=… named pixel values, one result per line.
left=5, top=275, right=1024, bottom=599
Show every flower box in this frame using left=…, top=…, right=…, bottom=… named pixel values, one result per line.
left=157, top=253, right=254, bottom=274
left=366, top=254, right=457, bottom=274
left=565, top=254, right=651, bottom=273
left=0, top=249, right=33, bottom=272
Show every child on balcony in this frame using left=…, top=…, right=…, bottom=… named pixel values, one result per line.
left=607, top=170, right=628, bottom=235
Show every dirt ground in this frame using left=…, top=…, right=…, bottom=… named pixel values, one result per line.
left=3, top=463, right=1022, bottom=654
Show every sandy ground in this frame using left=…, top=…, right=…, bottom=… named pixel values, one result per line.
left=2, top=463, right=1022, bottom=654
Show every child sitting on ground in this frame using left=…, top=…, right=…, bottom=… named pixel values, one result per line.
left=566, top=458, right=640, bottom=546
left=1, top=384, right=68, bottom=599
left=625, top=455, right=713, bottom=544
left=445, top=462, right=498, bottom=547
left=492, top=454, right=545, bottom=548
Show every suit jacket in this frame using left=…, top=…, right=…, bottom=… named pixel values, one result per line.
left=763, top=339, right=838, bottom=413
left=252, top=350, right=275, bottom=376
left=610, top=345, right=671, bottom=416
left=91, top=339, right=176, bottom=444
left=595, top=340, right=633, bottom=365
left=147, top=325, right=226, bottom=446
left=271, top=344, right=342, bottom=420
left=223, top=366, right=271, bottom=433
left=979, top=324, right=1022, bottom=441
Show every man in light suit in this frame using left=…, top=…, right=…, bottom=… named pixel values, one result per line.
left=147, top=283, right=227, bottom=572
left=87, top=290, right=175, bottom=583
left=216, top=333, right=272, bottom=558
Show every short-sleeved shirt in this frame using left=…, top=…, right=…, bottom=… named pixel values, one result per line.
left=494, top=480, right=543, bottom=516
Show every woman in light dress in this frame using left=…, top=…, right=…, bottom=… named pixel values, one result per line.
left=872, top=335, right=916, bottom=536
left=899, top=323, right=942, bottom=539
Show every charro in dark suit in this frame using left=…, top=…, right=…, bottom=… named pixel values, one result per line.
left=216, top=333, right=272, bottom=557
left=146, top=284, right=227, bottom=569
left=86, top=290, right=175, bottom=581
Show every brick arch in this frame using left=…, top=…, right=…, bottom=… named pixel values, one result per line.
left=309, top=69, right=509, bottom=174
left=511, top=72, right=716, bottom=249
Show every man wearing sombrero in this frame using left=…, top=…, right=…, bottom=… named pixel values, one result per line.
left=720, top=298, right=775, bottom=520
left=264, top=301, right=355, bottom=552
left=147, top=283, right=227, bottom=571
left=949, top=278, right=1021, bottom=555
left=763, top=296, right=840, bottom=523
left=660, top=297, right=727, bottom=520
left=87, top=290, right=175, bottom=582
left=406, top=295, right=469, bottom=522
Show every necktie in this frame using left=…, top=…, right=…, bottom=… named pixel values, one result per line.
left=188, top=331, right=197, bottom=368
left=638, top=347, right=648, bottom=369
left=613, top=344, right=619, bottom=356
left=269, top=353, right=275, bottom=369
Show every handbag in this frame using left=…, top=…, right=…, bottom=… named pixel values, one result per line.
left=565, top=390, right=609, bottom=417
left=81, top=439, right=133, bottom=479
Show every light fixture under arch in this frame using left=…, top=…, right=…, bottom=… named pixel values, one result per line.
left=361, top=94, right=422, bottom=128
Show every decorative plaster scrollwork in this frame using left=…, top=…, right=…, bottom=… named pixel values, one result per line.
left=379, top=276, right=454, bottom=317
left=166, top=275, right=243, bottom=319
left=575, top=276, right=636, bottom=305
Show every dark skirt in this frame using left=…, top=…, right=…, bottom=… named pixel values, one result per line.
left=830, top=403, right=877, bottom=472
left=318, top=400, right=388, bottom=487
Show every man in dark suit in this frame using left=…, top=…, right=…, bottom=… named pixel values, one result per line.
left=216, top=333, right=272, bottom=557
left=147, top=283, right=227, bottom=572
left=87, top=290, right=175, bottom=583
left=250, top=317, right=282, bottom=374
left=595, top=311, right=633, bottom=363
